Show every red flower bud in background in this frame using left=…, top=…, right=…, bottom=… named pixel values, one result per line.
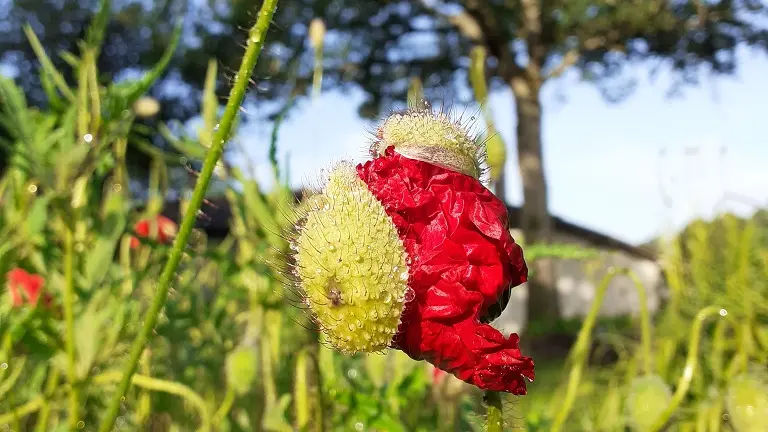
left=5, top=268, right=51, bottom=308
left=130, top=215, right=178, bottom=249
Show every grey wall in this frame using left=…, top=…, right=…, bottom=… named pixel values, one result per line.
left=494, top=229, right=664, bottom=336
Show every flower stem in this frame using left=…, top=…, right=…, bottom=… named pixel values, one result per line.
left=213, top=388, right=236, bottom=423
left=96, top=1, right=279, bottom=430
left=625, top=270, right=653, bottom=375
left=34, top=368, right=60, bottom=432
left=649, top=306, right=725, bottom=432
left=64, top=227, right=80, bottom=429
left=551, top=268, right=621, bottom=432
left=0, top=397, right=44, bottom=424
left=94, top=371, right=211, bottom=431
left=485, top=391, right=503, bottom=432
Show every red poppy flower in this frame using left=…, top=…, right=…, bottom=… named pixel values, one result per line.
left=130, top=215, right=177, bottom=249
left=357, top=147, right=534, bottom=395
left=6, top=268, right=51, bottom=308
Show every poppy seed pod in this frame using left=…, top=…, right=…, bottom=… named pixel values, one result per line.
left=370, top=107, right=486, bottom=179
left=293, top=162, right=411, bottom=354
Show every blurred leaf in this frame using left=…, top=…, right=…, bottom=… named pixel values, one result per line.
left=23, top=24, right=75, bottom=101
left=85, top=0, right=112, bottom=52
left=0, top=76, right=32, bottom=146
left=22, top=196, right=49, bottom=240
left=262, top=394, right=293, bottom=432
left=199, top=59, right=218, bottom=148
left=103, top=22, right=181, bottom=119
left=83, top=189, right=127, bottom=289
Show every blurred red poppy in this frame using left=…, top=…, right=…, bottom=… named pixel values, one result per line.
left=130, top=215, right=177, bottom=249
left=6, top=268, right=52, bottom=308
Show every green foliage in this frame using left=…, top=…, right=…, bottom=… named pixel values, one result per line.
left=2, top=4, right=767, bottom=432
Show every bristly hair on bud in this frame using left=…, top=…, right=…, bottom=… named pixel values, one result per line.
left=369, top=101, right=489, bottom=181
left=291, top=161, right=412, bottom=354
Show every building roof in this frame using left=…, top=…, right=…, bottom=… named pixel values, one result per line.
left=155, top=194, right=657, bottom=261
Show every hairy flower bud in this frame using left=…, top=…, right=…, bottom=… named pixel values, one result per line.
left=293, top=162, right=410, bottom=354
left=371, top=107, right=485, bottom=179
left=225, top=346, right=258, bottom=395
left=626, top=375, right=672, bottom=431
left=727, top=372, right=768, bottom=432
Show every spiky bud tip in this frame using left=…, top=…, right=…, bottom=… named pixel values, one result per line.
left=293, top=162, right=410, bottom=354
left=371, top=107, right=485, bottom=179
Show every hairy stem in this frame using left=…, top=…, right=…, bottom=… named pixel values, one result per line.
left=485, top=391, right=503, bottom=432
left=96, top=1, right=279, bottom=430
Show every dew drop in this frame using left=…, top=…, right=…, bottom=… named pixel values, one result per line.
left=382, top=292, right=392, bottom=303
left=0, top=363, right=7, bottom=370
left=399, top=271, right=409, bottom=281
left=354, top=422, right=364, bottom=431
left=83, top=134, right=93, bottom=143
left=356, top=320, right=363, bottom=328
left=27, top=184, right=38, bottom=194
left=404, top=289, right=415, bottom=302
left=76, top=421, right=85, bottom=428
left=347, top=368, right=358, bottom=379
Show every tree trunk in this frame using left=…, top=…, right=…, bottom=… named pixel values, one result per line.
left=510, top=76, right=560, bottom=327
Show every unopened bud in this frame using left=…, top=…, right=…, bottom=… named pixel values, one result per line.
left=293, top=162, right=409, bottom=354
left=626, top=375, right=672, bottom=431
left=308, top=18, right=326, bottom=50
left=133, top=96, right=160, bottom=118
left=371, top=108, right=484, bottom=179
left=727, top=372, right=768, bottom=432
left=226, top=346, right=258, bottom=395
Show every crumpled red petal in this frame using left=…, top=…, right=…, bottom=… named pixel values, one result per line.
left=357, top=147, right=534, bottom=394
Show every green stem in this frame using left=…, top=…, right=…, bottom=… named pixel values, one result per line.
left=213, top=389, right=235, bottom=424
left=551, top=268, right=621, bottom=432
left=64, top=227, right=80, bottom=429
left=213, top=389, right=236, bottom=423
left=625, top=270, right=653, bottom=375
left=484, top=391, right=503, bottom=432
left=648, top=306, right=725, bottom=432
left=34, top=368, right=61, bottom=432
left=294, top=350, right=310, bottom=430
left=96, top=1, right=280, bottom=430
left=93, top=372, right=211, bottom=431
left=0, top=397, right=44, bottom=424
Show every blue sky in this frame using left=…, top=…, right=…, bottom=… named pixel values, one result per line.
left=235, top=48, right=768, bottom=246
